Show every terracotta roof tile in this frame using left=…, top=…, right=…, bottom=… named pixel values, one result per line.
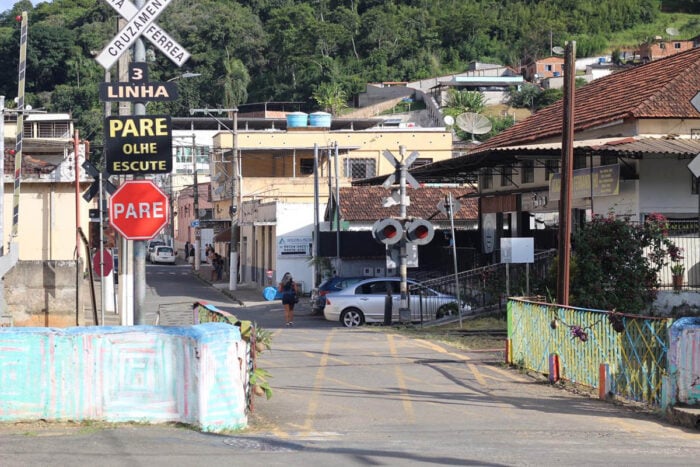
left=336, top=186, right=478, bottom=222
left=475, top=46, right=700, bottom=152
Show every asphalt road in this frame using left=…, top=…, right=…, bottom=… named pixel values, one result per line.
left=1, top=264, right=698, bottom=466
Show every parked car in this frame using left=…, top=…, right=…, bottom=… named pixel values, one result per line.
left=146, top=240, right=166, bottom=263
left=323, top=277, right=459, bottom=327
left=310, top=276, right=365, bottom=314
left=150, top=245, right=176, bottom=264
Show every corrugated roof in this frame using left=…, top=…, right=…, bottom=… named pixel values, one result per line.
left=401, top=137, right=700, bottom=184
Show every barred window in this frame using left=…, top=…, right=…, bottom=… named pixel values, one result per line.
left=344, top=158, right=376, bottom=179
left=501, top=165, right=513, bottom=186
left=521, top=160, right=534, bottom=183
left=482, top=168, right=493, bottom=189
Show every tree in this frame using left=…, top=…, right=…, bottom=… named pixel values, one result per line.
left=312, top=82, right=347, bottom=115
left=442, top=89, right=486, bottom=116
left=220, top=52, right=250, bottom=108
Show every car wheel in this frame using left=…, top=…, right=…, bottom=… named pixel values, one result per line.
left=436, top=305, right=453, bottom=319
left=340, top=308, right=364, bottom=327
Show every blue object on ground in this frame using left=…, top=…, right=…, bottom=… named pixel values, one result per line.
left=263, top=286, right=282, bottom=301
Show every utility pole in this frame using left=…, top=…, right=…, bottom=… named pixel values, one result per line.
left=189, top=107, right=239, bottom=289
left=132, top=0, right=146, bottom=325
left=192, top=132, right=200, bottom=271
left=556, top=41, right=576, bottom=306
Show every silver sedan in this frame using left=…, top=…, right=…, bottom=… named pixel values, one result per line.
left=323, top=277, right=459, bottom=327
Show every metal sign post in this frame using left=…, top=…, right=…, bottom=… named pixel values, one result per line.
left=95, top=0, right=190, bottom=324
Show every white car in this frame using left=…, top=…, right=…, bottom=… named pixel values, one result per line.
left=150, top=245, right=176, bottom=264
left=323, top=277, right=459, bottom=327
left=146, top=240, right=166, bottom=263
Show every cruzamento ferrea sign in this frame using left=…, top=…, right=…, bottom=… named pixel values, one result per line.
left=105, top=115, right=172, bottom=175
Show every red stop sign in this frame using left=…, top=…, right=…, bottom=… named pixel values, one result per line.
left=109, top=180, right=169, bottom=240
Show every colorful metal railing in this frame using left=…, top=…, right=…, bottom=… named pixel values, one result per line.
left=507, top=298, right=672, bottom=406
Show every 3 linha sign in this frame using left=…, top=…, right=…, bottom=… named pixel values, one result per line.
left=105, top=115, right=172, bottom=175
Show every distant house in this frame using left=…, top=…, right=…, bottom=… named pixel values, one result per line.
left=636, top=39, right=695, bottom=62
left=521, top=56, right=565, bottom=82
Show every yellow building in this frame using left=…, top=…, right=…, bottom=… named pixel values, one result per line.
left=208, top=119, right=454, bottom=289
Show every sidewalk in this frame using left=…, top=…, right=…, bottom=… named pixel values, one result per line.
left=191, top=262, right=309, bottom=310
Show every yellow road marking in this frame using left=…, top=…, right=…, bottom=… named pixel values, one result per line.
left=468, top=363, right=488, bottom=387
left=387, top=334, right=416, bottom=423
left=411, top=338, right=471, bottom=361
left=300, top=329, right=335, bottom=434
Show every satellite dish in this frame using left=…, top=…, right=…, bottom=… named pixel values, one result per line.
left=455, top=113, right=492, bottom=141
left=443, top=115, right=455, bottom=126
left=552, top=46, right=565, bottom=55
left=666, top=27, right=679, bottom=36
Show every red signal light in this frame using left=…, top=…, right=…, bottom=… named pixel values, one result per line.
left=383, top=225, right=398, bottom=238
left=414, top=225, right=429, bottom=239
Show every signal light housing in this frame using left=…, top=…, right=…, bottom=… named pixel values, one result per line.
left=371, top=218, right=403, bottom=245
left=404, top=218, right=434, bottom=246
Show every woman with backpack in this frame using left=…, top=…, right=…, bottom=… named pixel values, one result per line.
left=278, top=272, right=298, bottom=326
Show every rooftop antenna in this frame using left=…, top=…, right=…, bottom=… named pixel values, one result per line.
left=552, top=46, right=565, bottom=55
left=455, top=112, right=492, bottom=143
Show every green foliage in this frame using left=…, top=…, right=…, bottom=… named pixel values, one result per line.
left=312, top=82, right=348, bottom=115
left=569, top=212, right=676, bottom=314
left=0, top=0, right=688, bottom=142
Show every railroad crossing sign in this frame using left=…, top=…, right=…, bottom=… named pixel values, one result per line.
left=381, top=149, right=420, bottom=189
left=96, top=0, right=190, bottom=69
left=109, top=180, right=169, bottom=240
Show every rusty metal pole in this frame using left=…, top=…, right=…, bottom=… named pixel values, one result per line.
left=556, top=41, right=576, bottom=306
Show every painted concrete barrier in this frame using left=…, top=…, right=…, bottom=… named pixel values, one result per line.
left=666, top=317, right=700, bottom=407
left=0, top=323, right=248, bottom=432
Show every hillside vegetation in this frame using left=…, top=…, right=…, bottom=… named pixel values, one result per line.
left=0, top=0, right=697, bottom=148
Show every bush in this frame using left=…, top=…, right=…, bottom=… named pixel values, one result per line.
left=569, top=212, right=674, bottom=314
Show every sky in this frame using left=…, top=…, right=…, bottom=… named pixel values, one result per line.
left=0, top=1, right=45, bottom=14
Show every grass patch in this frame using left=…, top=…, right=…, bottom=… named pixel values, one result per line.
left=607, top=12, right=700, bottom=49
left=374, top=314, right=508, bottom=352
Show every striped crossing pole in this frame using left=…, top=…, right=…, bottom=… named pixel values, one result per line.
left=11, top=12, right=27, bottom=239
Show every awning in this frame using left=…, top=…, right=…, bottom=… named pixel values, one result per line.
left=213, top=228, right=231, bottom=242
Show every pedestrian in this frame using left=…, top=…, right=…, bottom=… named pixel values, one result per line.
left=184, top=241, right=191, bottom=260
left=278, top=272, right=298, bottom=326
left=213, top=253, right=224, bottom=281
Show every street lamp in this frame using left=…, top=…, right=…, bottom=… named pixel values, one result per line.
left=167, top=72, right=201, bottom=82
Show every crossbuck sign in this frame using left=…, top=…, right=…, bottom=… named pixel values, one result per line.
left=96, top=0, right=190, bottom=70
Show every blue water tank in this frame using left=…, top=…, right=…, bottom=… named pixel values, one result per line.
left=598, top=57, right=606, bottom=64
left=286, top=112, right=308, bottom=128
left=309, top=111, right=332, bottom=128
left=553, top=71, right=561, bottom=77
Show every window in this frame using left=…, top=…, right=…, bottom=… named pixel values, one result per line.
left=545, top=160, right=559, bottom=181
left=482, top=168, right=493, bottom=189
left=521, top=160, right=534, bottom=183
left=573, top=155, right=586, bottom=170
left=674, top=42, right=682, bottom=49
left=300, top=159, right=314, bottom=175
left=501, top=165, right=513, bottom=186
left=545, top=64, right=553, bottom=72
left=344, top=158, right=376, bottom=179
